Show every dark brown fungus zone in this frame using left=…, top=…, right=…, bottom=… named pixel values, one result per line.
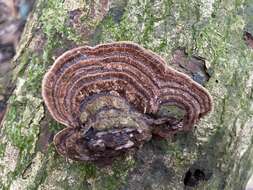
left=42, top=42, right=213, bottom=162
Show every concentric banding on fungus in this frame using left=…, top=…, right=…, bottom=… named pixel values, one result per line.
left=42, top=42, right=212, bottom=130
left=42, top=42, right=213, bottom=162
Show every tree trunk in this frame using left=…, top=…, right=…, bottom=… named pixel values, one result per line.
left=1, top=0, right=253, bottom=189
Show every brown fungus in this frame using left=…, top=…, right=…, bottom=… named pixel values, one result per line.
left=42, top=42, right=213, bottom=162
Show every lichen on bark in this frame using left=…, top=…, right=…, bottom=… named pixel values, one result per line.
left=0, top=0, right=253, bottom=190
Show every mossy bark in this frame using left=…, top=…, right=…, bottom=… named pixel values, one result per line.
left=0, top=0, right=253, bottom=190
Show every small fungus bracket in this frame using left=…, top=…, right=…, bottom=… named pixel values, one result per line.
left=42, top=42, right=212, bottom=162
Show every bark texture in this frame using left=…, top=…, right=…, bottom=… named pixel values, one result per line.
left=0, top=0, right=253, bottom=190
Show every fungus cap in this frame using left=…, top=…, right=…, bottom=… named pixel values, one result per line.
left=42, top=42, right=213, bottom=162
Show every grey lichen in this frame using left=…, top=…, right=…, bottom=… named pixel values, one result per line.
left=0, top=0, right=253, bottom=190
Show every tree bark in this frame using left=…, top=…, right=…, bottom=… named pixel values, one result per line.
left=0, top=0, right=253, bottom=190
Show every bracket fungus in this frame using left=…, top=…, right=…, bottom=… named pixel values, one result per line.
left=42, top=42, right=212, bottom=162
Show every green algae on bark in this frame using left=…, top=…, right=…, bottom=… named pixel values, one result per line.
left=0, top=0, right=253, bottom=190
left=0, top=76, right=44, bottom=189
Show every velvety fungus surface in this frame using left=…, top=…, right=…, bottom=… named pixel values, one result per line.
left=42, top=42, right=212, bottom=162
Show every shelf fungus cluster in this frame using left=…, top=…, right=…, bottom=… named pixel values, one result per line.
left=42, top=42, right=213, bottom=162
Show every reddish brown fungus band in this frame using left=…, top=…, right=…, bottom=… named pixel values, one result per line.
left=42, top=41, right=213, bottom=162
